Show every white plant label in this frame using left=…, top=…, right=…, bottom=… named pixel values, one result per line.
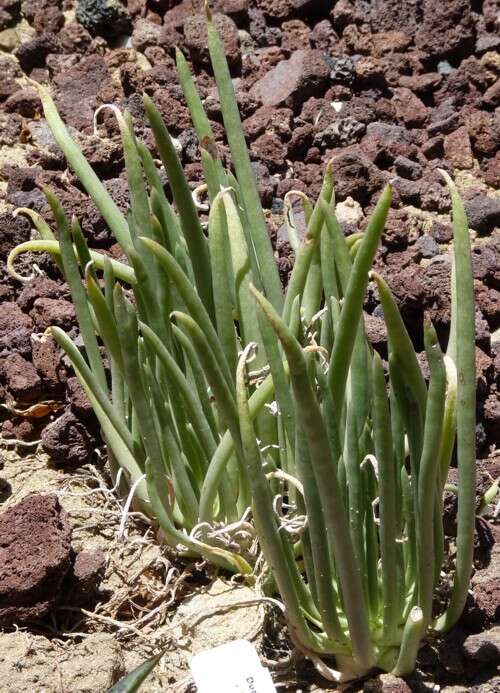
left=190, top=639, right=277, bottom=693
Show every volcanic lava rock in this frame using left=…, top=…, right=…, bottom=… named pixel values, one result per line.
left=464, top=195, right=500, bottom=235
left=66, top=550, right=106, bottom=605
left=463, top=626, right=500, bottom=664
left=0, top=494, right=72, bottom=625
left=14, top=32, right=59, bottom=73
left=184, top=13, right=240, bottom=67
left=0, top=302, right=34, bottom=358
left=0, top=353, right=41, bottom=402
left=41, top=411, right=94, bottom=466
left=250, top=48, right=329, bottom=109
left=415, top=0, right=475, bottom=59
left=0, top=212, right=30, bottom=260
left=76, top=0, right=132, bottom=40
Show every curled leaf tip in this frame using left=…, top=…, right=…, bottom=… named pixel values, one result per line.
left=205, top=0, right=212, bottom=21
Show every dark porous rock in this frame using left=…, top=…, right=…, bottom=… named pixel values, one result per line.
left=314, top=117, right=366, bottom=148
left=463, top=626, right=500, bottom=664
left=41, top=411, right=94, bottom=466
left=31, top=334, right=66, bottom=393
left=415, top=0, right=475, bottom=59
left=250, top=48, right=329, bottom=109
left=444, top=126, right=474, bottom=169
left=328, top=54, right=355, bottom=85
left=330, top=144, right=384, bottom=204
left=0, top=0, right=20, bottom=29
left=66, top=376, right=93, bottom=419
left=53, top=54, right=116, bottom=132
left=0, top=112, right=27, bottom=148
left=415, top=234, right=440, bottom=259
left=362, top=122, right=418, bottom=167
left=363, top=672, right=411, bottom=692
left=422, top=135, right=444, bottom=160
left=464, top=195, right=500, bottom=235
left=0, top=76, right=19, bottom=102
left=33, top=5, right=64, bottom=34
left=184, top=13, right=239, bottom=67
left=4, top=88, right=42, bottom=118
left=0, top=353, right=41, bottom=402
left=484, top=393, right=500, bottom=444
left=30, top=297, right=76, bottom=332
left=14, top=32, right=59, bottom=73
left=482, top=152, right=500, bottom=188
left=0, top=494, right=72, bottom=626
left=394, top=155, right=423, bottom=180
left=0, top=212, right=30, bottom=260
left=0, top=302, right=34, bottom=358
left=76, top=0, right=132, bottom=40
left=65, top=550, right=105, bottom=605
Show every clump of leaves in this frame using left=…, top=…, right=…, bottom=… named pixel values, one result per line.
left=9, top=10, right=476, bottom=682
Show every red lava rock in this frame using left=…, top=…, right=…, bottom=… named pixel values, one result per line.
left=0, top=302, right=34, bottom=358
left=482, top=151, right=500, bottom=188
left=66, top=550, right=106, bottom=605
left=1, top=417, right=36, bottom=443
left=53, top=54, right=117, bottom=132
left=255, top=0, right=330, bottom=20
left=462, top=626, right=500, bottom=664
left=33, top=5, right=64, bottom=34
left=243, top=105, right=293, bottom=140
left=41, top=411, right=94, bottom=466
left=362, top=122, right=418, bottom=167
left=444, top=126, right=475, bottom=169
left=281, top=19, right=311, bottom=53
left=0, top=212, right=31, bottom=260
left=330, top=144, right=384, bottom=204
left=310, top=18, right=338, bottom=51
left=59, top=21, right=93, bottom=54
left=66, top=376, right=93, bottom=419
left=399, top=71, right=443, bottom=94
left=184, top=13, right=240, bottom=67
left=464, top=108, right=500, bottom=158
left=391, top=87, right=428, bottom=128
left=0, top=353, right=42, bottom=402
left=415, top=0, right=475, bottom=59
left=366, top=0, right=422, bottom=36
left=251, top=132, right=287, bottom=172
left=4, top=88, right=42, bottom=118
left=131, top=17, right=163, bottom=51
left=482, top=78, right=500, bottom=108
left=250, top=48, right=329, bottom=109
left=31, top=334, right=66, bottom=393
left=483, top=392, right=500, bottom=443
left=0, top=494, right=73, bottom=625
left=16, top=277, right=66, bottom=311
left=363, top=672, right=411, bottom=692
left=30, top=297, right=76, bottom=332
left=14, top=32, right=60, bottom=74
